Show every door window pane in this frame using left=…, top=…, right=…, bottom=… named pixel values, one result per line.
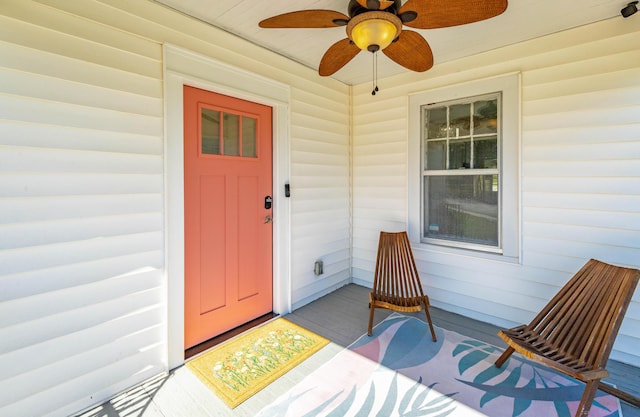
left=242, top=117, right=257, bottom=158
left=201, top=109, right=260, bottom=158
left=201, top=109, right=220, bottom=155
left=424, top=175, right=499, bottom=246
left=223, top=113, right=240, bottom=156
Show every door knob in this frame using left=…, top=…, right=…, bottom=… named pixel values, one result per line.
left=264, top=216, right=272, bottom=224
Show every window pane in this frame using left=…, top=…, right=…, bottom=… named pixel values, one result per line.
left=426, top=107, right=447, bottom=139
left=449, top=103, right=470, bottom=137
left=449, top=138, right=471, bottom=170
left=424, top=175, right=499, bottom=246
left=474, top=99, right=498, bottom=135
left=223, top=113, right=239, bottom=156
left=474, top=136, right=498, bottom=169
left=242, top=117, right=257, bottom=158
left=201, top=108, right=220, bottom=155
left=426, top=140, right=446, bottom=170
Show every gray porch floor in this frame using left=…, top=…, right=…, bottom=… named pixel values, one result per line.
left=79, top=284, right=639, bottom=417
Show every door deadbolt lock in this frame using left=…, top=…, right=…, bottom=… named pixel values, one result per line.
left=264, top=195, right=272, bottom=210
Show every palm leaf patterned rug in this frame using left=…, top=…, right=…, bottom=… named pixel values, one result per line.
left=256, top=313, right=621, bottom=417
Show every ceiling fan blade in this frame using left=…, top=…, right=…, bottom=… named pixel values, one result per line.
left=259, top=10, right=349, bottom=28
left=382, top=31, right=433, bottom=72
left=379, top=1, right=395, bottom=10
left=319, top=39, right=361, bottom=76
left=355, top=0, right=394, bottom=10
left=399, top=0, right=507, bottom=29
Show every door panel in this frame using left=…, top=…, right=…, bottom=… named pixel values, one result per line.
left=238, top=175, right=260, bottom=300
left=184, top=86, right=273, bottom=349
left=199, top=175, right=226, bottom=314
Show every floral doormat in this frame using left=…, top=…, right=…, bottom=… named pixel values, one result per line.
left=256, top=313, right=621, bottom=417
left=186, top=318, right=329, bottom=408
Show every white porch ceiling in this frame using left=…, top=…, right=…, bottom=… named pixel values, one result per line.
left=153, top=0, right=626, bottom=85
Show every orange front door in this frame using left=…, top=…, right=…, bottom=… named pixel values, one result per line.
left=183, top=86, right=273, bottom=349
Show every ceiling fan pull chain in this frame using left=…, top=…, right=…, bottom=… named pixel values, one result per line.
left=371, top=51, right=379, bottom=95
left=371, top=52, right=375, bottom=95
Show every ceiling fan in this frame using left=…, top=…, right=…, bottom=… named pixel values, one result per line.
left=259, top=0, right=508, bottom=76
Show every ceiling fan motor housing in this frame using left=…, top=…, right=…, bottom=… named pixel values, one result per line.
left=348, top=0, right=401, bottom=17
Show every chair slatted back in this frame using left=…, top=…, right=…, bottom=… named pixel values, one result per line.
left=372, top=231, right=424, bottom=306
left=523, top=259, right=639, bottom=370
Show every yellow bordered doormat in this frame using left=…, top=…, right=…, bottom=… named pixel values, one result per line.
left=186, top=318, right=330, bottom=408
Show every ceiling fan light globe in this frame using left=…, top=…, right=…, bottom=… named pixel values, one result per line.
left=347, top=11, right=402, bottom=52
left=351, top=19, right=397, bottom=50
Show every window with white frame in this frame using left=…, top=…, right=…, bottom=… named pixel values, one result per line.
left=408, top=74, right=520, bottom=259
left=422, top=94, right=501, bottom=248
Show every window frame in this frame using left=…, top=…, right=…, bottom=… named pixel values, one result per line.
left=422, top=92, right=502, bottom=252
left=408, top=73, right=521, bottom=261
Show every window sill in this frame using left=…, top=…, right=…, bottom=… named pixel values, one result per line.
left=413, top=240, right=521, bottom=265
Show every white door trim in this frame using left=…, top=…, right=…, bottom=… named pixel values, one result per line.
left=163, top=44, right=292, bottom=369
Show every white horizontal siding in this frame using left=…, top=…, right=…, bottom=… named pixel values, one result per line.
left=0, top=173, right=162, bottom=197
left=0, top=68, right=162, bottom=116
left=0, top=122, right=163, bottom=154
left=284, top=71, right=350, bottom=304
left=0, top=40, right=161, bottom=98
left=0, top=1, right=166, bottom=416
left=289, top=94, right=351, bottom=302
left=1, top=231, right=163, bottom=276
left=352, top=17, right=640, bottom=367
left=1, top=250, right=163, bottom=302
left=1, top=0, right=351, bottom=415
left=2, top=94, right=162, bottom=135
left=0, top=10, right=161, bottom=79
left=349, top=94, right=409, bottom=282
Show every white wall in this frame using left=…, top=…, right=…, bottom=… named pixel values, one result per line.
left=351, top=16, right=640, bottom=367
left=0, top=1, right=166, bottom=415
left=0, top=0, right=350, bottom=415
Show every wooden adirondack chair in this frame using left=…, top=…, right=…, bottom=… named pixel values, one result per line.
left=367, top=231, right=437, bottom=341
left=494, top=259, right=640, bottom=417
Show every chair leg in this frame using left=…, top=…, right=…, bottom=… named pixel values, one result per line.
left=423, top=299, right=437, bottom=342
left=575, top=380, right=599, bottom=417
left=495, top=346, right=515, bottom=368
left=367, top=301, right=375, bottom=336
